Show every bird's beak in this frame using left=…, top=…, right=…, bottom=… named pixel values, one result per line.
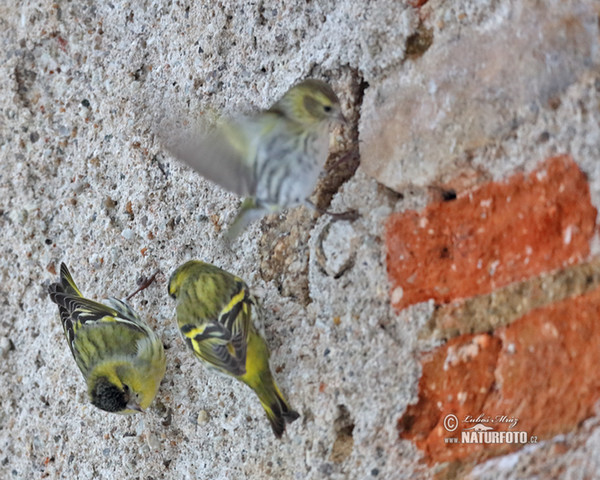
left=127, top=401, right=145, bottom=413
left=338, top=112, right=348, bottom=125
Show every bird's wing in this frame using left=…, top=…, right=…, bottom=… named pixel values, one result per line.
left=180, top=319, right=247, bottom=377
left=165, top=111, right=286, bottom=198
left=58, top=294, right=145, bottom=339
left=164, top=119, right=257, bottom=197
left=104, top=297, right=154, bottom=334
left=217, top=283, right=252, bottom=366
left=179, top=283, right=252, bottom=377
left=48, top=264, right=147, bottom=356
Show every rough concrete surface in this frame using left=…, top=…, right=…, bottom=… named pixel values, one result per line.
left=360, top=1, right=600, bottom=192
left=0, top=1, right=599, bottom=479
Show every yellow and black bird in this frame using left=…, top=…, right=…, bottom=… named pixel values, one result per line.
left=48, top=263, right=166, bottom=414
left=168, top=260, right=299, bottom=437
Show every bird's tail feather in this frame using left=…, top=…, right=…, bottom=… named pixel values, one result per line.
left=257, top=381, right=300, bottom=438
left=58, top=263, right=83, bottom=297
left=48, top=263, right=83, bottom=328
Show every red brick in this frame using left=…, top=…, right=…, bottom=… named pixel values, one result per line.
left=386, top=156, right=597, bottom=310
left=397, top=334, right=502, bottom=462
left=399, top=284, right=600, bottom=464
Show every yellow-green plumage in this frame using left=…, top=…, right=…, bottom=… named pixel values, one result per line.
left=48, top=263, right=166, bottom=414
left=168, top=260, right=299, bottom=437
left=167, top=78, right=346, bottom=240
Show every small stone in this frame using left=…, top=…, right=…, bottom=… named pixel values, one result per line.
left=317, top=221, right=359, bottom=278
left=104, top=197, right=117, bottom=209
left=135, top=420, right=145, bottom=436
left=146, top=432, right=160, bottom=450
left=72, top=181, right=88, bottom=194
left=88, top=254, right=103, bottom=269
left=121, top=228, right=134, bottom=240
left=391, top=287, right=403, bottom=305
left=8, top=209, right=28, bottom=225
left=0, top=337, right=14, bottom=358
left=318, top=463, right=333, bottom=476
left=197, top=410, right=209, bottom=424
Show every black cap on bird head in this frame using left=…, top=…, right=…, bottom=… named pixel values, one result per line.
left=90, top=377, right=130, bottom=413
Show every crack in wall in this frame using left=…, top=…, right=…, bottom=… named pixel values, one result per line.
left=258, top=67, right=368, bottom=304
left=313, top=67, right=368, bottom=211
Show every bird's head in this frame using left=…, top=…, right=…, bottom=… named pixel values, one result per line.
left=168, top=260, right=207, bottom=300
left=271, top=79, right=346, bottom=128
left=89, top=365, right=145, bottom=414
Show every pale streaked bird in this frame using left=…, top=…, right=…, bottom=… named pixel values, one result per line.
left=167, top=78, right=346, bottom=240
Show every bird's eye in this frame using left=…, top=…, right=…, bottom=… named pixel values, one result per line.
left=323, top=105, right=332, bottom=112
left=123, top=384, right=129, bottom=392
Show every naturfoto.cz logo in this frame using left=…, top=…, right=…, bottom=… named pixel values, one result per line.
left=443, top=413, right=538, bottom=445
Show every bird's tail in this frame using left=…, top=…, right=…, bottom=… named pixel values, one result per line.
left=48, top=263, right=83, bottom=324
left=224, top=198, right=265, bottom=243
left=50, top=263, right=83, bottom=298
left=255, top=377, right=300, bottom=438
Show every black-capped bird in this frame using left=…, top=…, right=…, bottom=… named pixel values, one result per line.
left=48, top=263, right=166, bottom=414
